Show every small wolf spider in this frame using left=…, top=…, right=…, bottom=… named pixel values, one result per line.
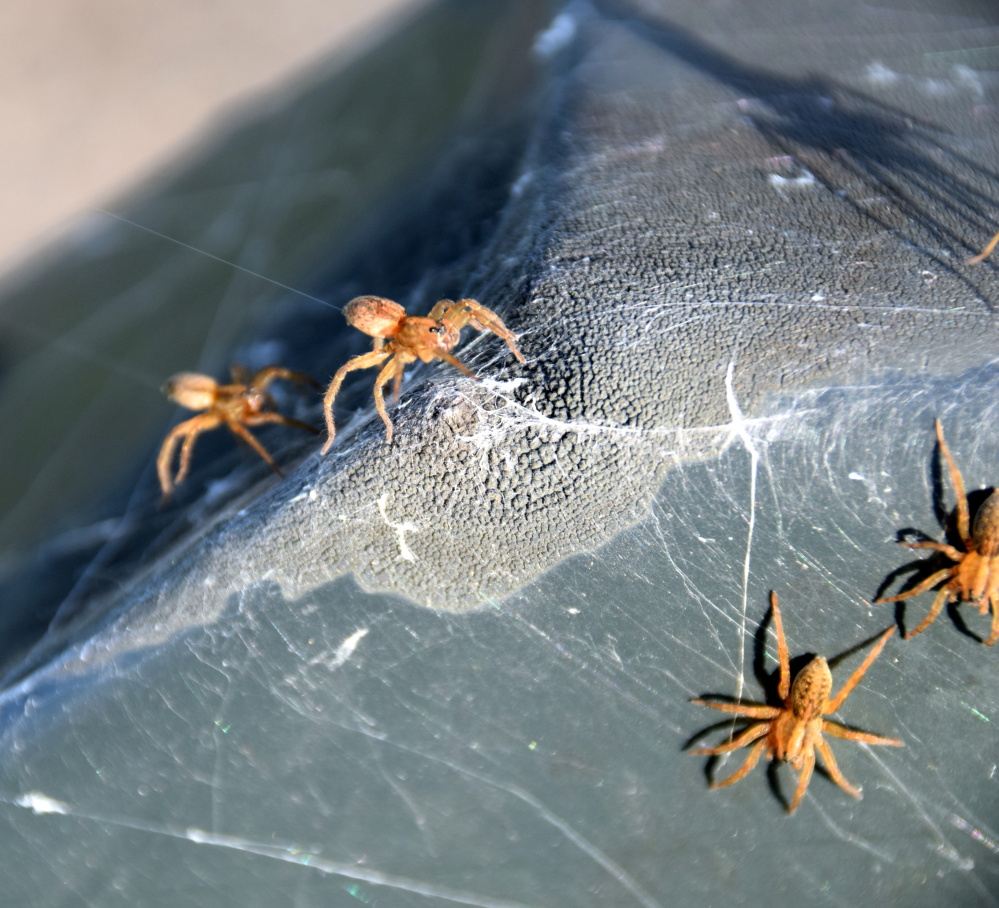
left=321, top=295, right=524, bottom=449
left=877, top=419, right=999, bottom=645
left=158, top=365, right=319, bottom=499
left=691, top=592, right=902, bottom=814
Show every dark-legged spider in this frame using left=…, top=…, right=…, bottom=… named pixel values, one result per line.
left=691, top=592, right=902, bottom=814
left=877, top=419, right=999, bottom=645
left=321, top=295, right=524, bottom=449
left=157, top=365, right=319, bottom=499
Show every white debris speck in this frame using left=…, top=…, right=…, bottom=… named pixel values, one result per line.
left=866, top=61, right=898, bottom=84
left=16, top=792, right=69, bottom=815
left=534, top=11, right=576, bottom=59
left=769, top=169, right=816, bottom=190
left=481, top=377, right=528, bottom=394
left=378, top=493, right=419, bottom=562
left=510, top=171, right=533, bottom=198
left=953, top=64, right=984, bottom=98
left=310, top=627, right=370, bottom=670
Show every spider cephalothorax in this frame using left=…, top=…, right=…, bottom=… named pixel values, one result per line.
left=157, top=365, right=319, bottom=499
left=877, top=419, right=999, bottom=645
left=691, top=592, right=902, bottom=814
left=322, top=295, right=525, bottom=449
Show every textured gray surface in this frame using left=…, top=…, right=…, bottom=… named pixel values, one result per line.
left=3, top=1, right=999, bottom=906
left=62, top=0, right=999, bottom=628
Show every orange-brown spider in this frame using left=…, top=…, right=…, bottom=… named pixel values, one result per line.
left=691, top=592, right=902, bottom=814
left=321, top=295, right=525, bottom=450
left=158, top=365, right=319, bottom=499
left=877, top=419, right=999, bottom=645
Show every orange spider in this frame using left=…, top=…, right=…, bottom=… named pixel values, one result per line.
left=691, top=592, right=902, bottom=814
left=877, top=419, right=999, bottom=645
left=321, top=295, right=525, bottom=450
left=968, top=229, right=999, bottom=265
left=158, top=365, right=319, bottom=499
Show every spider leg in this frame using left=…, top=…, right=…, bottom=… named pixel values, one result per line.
left=249, top=366, right=321, bottom=392
left=157, top=422, right=192, bottom=499
left=437, top=350, right=476, bottom=379
left=425, top=298, right=452, bottom=322
left=936, top=420, right=971, bottom=547
left=229, top=364, right=252, bottom=385
left=691, top=699, right=780, bottom=720
left=904, top=585, right=952, bottom=640
left=968, top=228, right=999, bottom=265
left=227, top=420, right=282, bottom=476
left=814, top=738, right=861, bottom=801
left=458, top=299, right=526, bottom=362
left=787, top=747, right=816, bottom=814
left=902, top=540, right=965, bottom=562
left=987, top=596, right=999, bottom=646
left=770, top=591, right=791, bottom=701
left=691, top=721, right=771, bottom=756
left=321, top=350, right=391, bottom=453
left=391, top=366, right=403, bottom=404
left=372, top=357, right=403, bottom=443
left=826, top=626, right=894, bottom=713
left=157, top=414, right=221, bottom=498
left=822, top=720, right=902, bottom=747
left=244, top=411, right=320, bottom=436
left=875, top=566, right=954, bottom=604
left=707, top=738, right=769, bottom=790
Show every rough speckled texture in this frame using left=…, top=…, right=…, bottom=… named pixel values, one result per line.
left=54, top=0, right=999, bottom=650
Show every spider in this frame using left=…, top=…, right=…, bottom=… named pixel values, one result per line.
left=691, top=592, right=902, bottom=814
left=876, top=419, right=999, bottom=645
left=321, top=295, right=525, bottom=450
left=157, top=365, right=320, bottom=499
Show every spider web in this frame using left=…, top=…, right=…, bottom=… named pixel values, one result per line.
left=1, top=1, right=999, bottom=906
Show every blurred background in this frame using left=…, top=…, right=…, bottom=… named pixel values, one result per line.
left=1, top=0, right=425, bottom=275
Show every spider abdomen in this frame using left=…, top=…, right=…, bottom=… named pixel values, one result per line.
left=788, top=656, right=832, bottom=720
left=345, top=295, right=408, bottom=338
left=973, top=490, right=999, bottom=557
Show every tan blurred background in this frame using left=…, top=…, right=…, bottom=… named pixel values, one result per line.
left=0, top=0, right=425, bottom=275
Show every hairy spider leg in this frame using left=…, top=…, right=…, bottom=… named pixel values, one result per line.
left=432, top=299, right=525, bottom=362
left=968, top=229, right=999, bottom=265
left=322, top=349, right=391, bottom=453
left=437, top=350, right=476, bottom=378
left=826, top=626, right=895, bottom=713
left=988, top=602, right=999, bottom=646
left=249, top=366, right=323, bottom=393
left=814, top=738, right=859, bottom=798
left=372, top=353, right=414, bottom=444
left=244, top=411, right=320, bottom=436
left=877, top=568, right=954, bottom=639
left=706, top=736, right=771, bottom=791
left=689, top=700, right=780, bottom=720
left=225, top=419, right=283, bottom=476
left=158, top=413, right=224, bottom=498
left=903, top=539, right=967, bottom=561
left=822, top=720, right=903, bottom=747
left=770, top=591, right=792, bottom=700
left=789, top=742, right=817, bottom=814
left=936, top=419, right=972, bottom=545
